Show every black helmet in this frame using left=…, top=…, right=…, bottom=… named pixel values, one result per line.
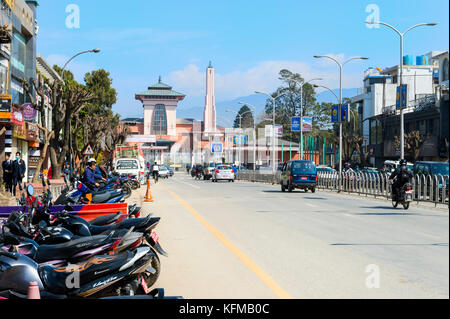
left=399, top=159, right=407, bottom=166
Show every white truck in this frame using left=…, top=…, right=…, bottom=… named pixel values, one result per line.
left=113, top=145, right=146, bottom=184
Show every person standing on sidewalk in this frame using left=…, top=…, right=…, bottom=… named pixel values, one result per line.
left=2, top=153, right=13, bottom=194
left=12, top=152, right=26, bottom=197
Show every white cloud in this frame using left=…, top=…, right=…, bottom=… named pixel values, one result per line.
left=166, top=60, right=364, bottom=101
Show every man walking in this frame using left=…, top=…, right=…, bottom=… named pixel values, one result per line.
left=12, top=152, right=26, bottom=197
left=2, top=153, right=13, bottom=194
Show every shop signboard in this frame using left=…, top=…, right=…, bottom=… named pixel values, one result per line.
left=12, top=123, right=26, bottom=140
left=11, top=105, right=24, bottom=125
left=22, top=103, right=37, bottom=121
left=0, top=94, right=11, bottom=121
left=26, top=122, right=40, bottom=141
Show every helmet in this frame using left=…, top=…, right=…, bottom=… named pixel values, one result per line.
left=87, top=158, right=97, bottom=164
left=399, top=159, right=407, bottom=166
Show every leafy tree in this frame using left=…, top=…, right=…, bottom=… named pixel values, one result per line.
left=394, top=131, right=424, bottom=161
left=233, top=105, right=254, bottom=129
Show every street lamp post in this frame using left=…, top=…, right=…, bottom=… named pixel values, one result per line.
left=289, top=78, right=322, bottom=160
left=366, top=21, right=436, bottom=159
left=313, top=55, right=368, bottom=176
left=239, top=102, right=257, bottom=170
left=60, top=49, right=101, bottom=171
left=255, top=91, right=287, bottom=171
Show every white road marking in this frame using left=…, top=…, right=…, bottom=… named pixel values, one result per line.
left=305, top=203, right=317, bottom=208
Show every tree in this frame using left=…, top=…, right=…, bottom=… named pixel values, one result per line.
left=262, top=69, right=318, bottom=142
left=394, top=131, right=424, bottom=161
left=233, top=105, right=254, bottom=129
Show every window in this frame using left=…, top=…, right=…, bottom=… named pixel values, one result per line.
left=152, top=104, right=167, bottom=136
left=11, top=33, right=26, bottom=73
left=292, top=161, right=316, bottom=172
left=442, top=58, right=449, bottom=82
left=116, top=160, right=139, bottom=170
left=0, top=62, right=7, bottom=94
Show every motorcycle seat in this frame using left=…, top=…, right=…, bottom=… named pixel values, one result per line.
left=34, top=235, right=109, bottom=264
left=89, top=215, right=156, bottom=236
left=39, top=251, right=132, bottom=294
left=92, top=192, right=115, bottom=203
left=90, top=212, right=123, bottom=226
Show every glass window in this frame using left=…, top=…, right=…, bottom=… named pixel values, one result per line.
left=152, top=104, right=167, bottom=136
left=116, top=160, right=138, bottom=170
left=442, top=58, right=449, bottom=82
left=12, top=33, right=26, bottom=73
left=292, top=161, right=316, bottom=173
left=0, top=62, right=7, bottom=94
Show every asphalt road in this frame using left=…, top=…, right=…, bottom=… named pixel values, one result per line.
left=141, top=172, right=449, bottom=299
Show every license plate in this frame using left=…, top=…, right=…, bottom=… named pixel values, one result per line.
left=151, top=231, right=159, bottom=243
left=301, top=177, right=307, bottom=181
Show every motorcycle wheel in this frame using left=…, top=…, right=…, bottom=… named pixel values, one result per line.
left=402, top=202, right=410, bottom=210
left=141, top=250, right=161, bottom=290
left=123, top=185, right=132, bottom=199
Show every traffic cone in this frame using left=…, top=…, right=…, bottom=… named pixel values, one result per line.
left=144, top=178, right=154, bottom=202
left=27, top=281, right=41, bottom=299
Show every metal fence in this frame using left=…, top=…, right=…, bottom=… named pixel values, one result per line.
left=237, top=170, right=449, bottom=206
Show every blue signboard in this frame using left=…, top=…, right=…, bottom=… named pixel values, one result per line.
left=291, top=117, right=301, bottom=132
left=233, top=136, right=247, bottom=145
left=396, top=85, right=407, bottom=109
left=341, top=104, right=350, bottom=122
left=331, top=105, right=340, bottom=123
left=211, top=143, right=223, bottom=153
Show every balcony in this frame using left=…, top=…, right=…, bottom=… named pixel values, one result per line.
left=382, top=94, right=437, bottom=115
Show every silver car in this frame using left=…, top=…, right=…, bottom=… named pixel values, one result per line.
left=212, top=165, right=235, bottom=182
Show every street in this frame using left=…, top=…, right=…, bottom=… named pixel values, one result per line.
left=143, top=172, right=449, bottom=299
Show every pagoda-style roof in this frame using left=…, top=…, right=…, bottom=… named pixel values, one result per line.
left=135, top=77, right=186, bottom=101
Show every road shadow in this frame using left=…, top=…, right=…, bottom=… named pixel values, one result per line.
left=303, top=197, right=327, bottom=200
left=331, top=242, right=448, bottom=247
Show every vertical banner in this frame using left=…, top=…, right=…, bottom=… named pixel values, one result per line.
left=331, top=105, right=340, bottom=122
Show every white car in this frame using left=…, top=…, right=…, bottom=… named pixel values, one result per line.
left=158, top=166, right=170, bottom=179
left=114, top=158, right=145, bottom=183
left=212, top=165, right=235, bottom=182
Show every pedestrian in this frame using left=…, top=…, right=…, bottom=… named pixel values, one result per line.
left=2, top=153, right=13, bottom=194
left=12, top=152, right=26, bottom=197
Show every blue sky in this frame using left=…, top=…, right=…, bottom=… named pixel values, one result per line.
left=36, top=0, right=449, bottom=119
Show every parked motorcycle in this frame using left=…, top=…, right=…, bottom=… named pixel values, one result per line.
left=0, top=246, right=157, bottom=298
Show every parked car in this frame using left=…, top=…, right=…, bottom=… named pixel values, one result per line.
left=212, top=165, right=235, bottom=182
left=158, top=166, right=170, bottom=179
left=317, top=166, right=336, bottom=174
left=204, top=162, right=218, bottom=180
left=280, top=160, right=317, bottom=193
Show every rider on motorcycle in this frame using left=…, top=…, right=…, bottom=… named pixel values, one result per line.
left=82, top=158, right=100, bottom=192
left=152, top=162, right=160, bottom=182
left=389, top=159, right=413, bottom=200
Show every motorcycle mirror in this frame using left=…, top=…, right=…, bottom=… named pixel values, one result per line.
left=38, top=220, right=47, bottom=229
left=27, top=184, right=34, bottom=197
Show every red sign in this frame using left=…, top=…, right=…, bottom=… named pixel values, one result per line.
left=11, top=105, right=24, bottom=125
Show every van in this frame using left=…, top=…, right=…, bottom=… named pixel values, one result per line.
left=280, top=160, right=318, bottom=193
left=114, top=158, right=145, bottom=183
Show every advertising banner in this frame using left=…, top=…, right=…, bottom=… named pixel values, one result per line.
left=22, top=103, right=37, bottom=121
left=11, top=105, right=24, bottom=125
left=302, top=117, right=313, bottom=132
left=291, top=117, right=301, bottom=132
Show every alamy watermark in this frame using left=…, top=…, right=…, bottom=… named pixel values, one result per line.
left=365, top=264, right=380, bottom=289
left=65, top=4, right=80, bottom=29
left=365, top=4, right=380, bottom=28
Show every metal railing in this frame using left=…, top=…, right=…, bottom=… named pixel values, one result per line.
left=317, top=171, right=449, bottom=206
left=237, top=170, right=449, bottom=206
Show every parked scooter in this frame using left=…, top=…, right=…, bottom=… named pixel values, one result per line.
left=0, top=246, right=157, bottom=298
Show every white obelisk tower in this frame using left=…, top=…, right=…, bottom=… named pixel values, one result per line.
left=203, top=61, right=217, bottom=137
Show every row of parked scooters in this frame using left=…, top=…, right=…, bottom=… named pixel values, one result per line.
left=0, top=175, right=175, bottom=299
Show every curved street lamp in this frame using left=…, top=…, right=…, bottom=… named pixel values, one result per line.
left=366, top=21, right=437, bottom=159
left=313, top=55, right=368, bottom=177
left=289, top=78, right=323, bottom=160
left=60, top=49, right=101, bottom=170
left=255, top=91, right=287, bottom=171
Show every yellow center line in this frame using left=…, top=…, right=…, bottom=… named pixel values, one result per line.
left=159, top=183, right=293, bottom=299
